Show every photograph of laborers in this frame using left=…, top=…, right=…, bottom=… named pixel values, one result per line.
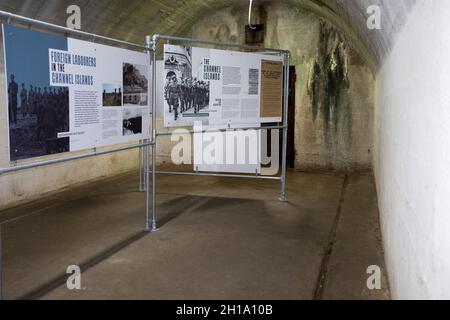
left=102, top=83, right=122, bottom=107
left=4, top=24, right=70, bottom=161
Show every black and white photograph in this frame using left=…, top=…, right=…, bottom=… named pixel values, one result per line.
left=4, top=25, right=70, bottom=161
left=164, top=45, right=210, bottom=125
left=102, top=83, right=122, bottom=107
left=123, top=63, right=148, bottom=106
left=122, top=108, right=142, bottom=136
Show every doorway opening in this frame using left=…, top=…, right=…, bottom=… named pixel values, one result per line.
left=287, top=66, right=296, bottom=168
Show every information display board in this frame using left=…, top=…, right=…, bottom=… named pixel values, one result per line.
left=163, top=44, right=283, bottom=128
left=3, top=25, right=150, bottom=161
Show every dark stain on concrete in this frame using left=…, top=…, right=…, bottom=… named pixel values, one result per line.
left=314, top=174, right=349, bottom=299
left=215, top=24, right=232, bottom=42
left=18, top=230, right=150, bottom=300
left=309, top=21, right=351, bottom=145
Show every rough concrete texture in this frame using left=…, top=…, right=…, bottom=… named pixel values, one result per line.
left=373, top=0, right=450, bottom=299
left=0, top=169, right=389, bottom=299
left=0, top=0, right=416, bottom=70
left=190, top=3, right=374, bottom=171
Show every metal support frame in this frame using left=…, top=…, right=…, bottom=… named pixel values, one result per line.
left=153, top=34, right=288, bottom=55
left=0, top=10, right=291, bottom=298
left=155, top=125, right=287, bottom=136
left=0, top=142, right=152, bottom=175
left=0, top=10, right=146, bottom=50
left=280, top=50, right=291, bottom=202
left=139, top=140, right=144, bottom=192
left=150, top=36, right=158, bottom=233
left=144, top=35, right=158, bottom=233
left=0, top=11, right=152, bottom=299
left=148, top=34, right=291, bottom=232
left=155, top=171, right=281, bottom=180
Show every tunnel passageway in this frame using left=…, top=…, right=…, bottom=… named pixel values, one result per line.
left=0, top=169, right=389, bottom=299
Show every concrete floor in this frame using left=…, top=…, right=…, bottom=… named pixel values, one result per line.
left=0, top=169, right=390, bottom=300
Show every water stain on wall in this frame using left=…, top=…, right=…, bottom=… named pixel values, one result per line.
left=308, top=21, right=352, bottom=148
left=189, top=3, right=373, bottom=171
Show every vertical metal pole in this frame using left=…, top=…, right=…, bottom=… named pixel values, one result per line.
left=143, top=141, right=148, bottom=192
left=139, top=140, right=144, bottom=192
left=151, top=35, right=158, bottom=232
left=144, top=142, right=150, bottom=231
left=144, top=37, right=152, bottom=232
left=279, top=51, right=290, bottom=202
left=144, top=143, right=149, bottom=192
left=144, top=142, right=148, bottom=191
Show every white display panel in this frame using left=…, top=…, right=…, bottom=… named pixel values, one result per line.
left=162, top=44, right=282, bottom=128
left=49, top=39, right=150, bottom=151
left=3, top=24, right=150, bottom=161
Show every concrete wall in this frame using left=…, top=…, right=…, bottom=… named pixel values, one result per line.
left=189, top=3, right=374, bottom=171
left=374, top=0, right=450, bottom=299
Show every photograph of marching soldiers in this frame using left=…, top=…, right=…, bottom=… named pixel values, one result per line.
left=7, top=74, right=70, bottom=161
left=123, top=63, right=148, bottom=106
left=164, top=45, right=210, bottom=123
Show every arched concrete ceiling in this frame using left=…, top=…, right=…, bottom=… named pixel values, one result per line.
left=0, top=0, right=416, bottom=70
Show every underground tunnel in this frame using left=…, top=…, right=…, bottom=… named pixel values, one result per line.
left=0, top=0, right=448, bottom=305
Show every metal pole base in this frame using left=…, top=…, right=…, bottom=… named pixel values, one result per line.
left=278, top=193, right=287, bottom=202
left=144, top=226, right=159, bottom=233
